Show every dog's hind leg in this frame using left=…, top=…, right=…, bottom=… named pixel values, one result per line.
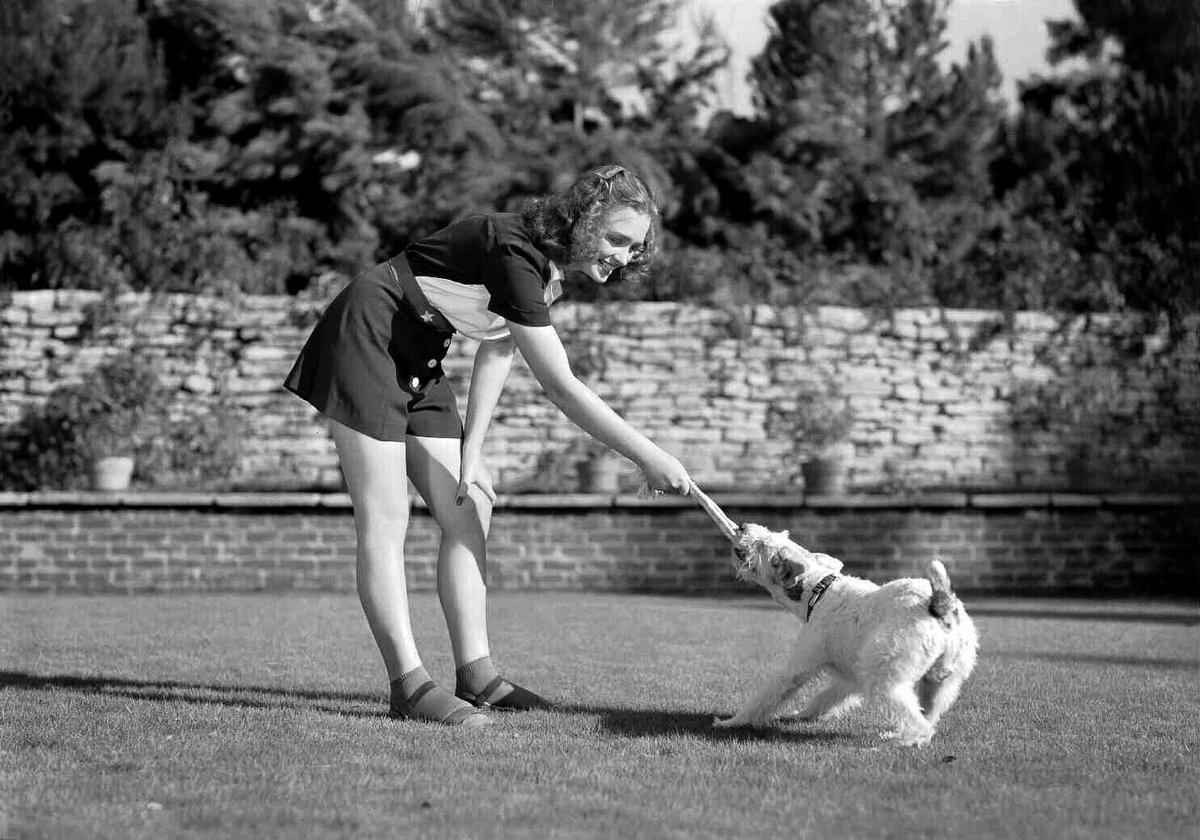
left=796, top=675, right=860, bottom=722
left=873, top=682, right=934, bottom=747
left=714, top=639, right=823, bottom=729
left=918, top=672, right=966, bottom=729
left=919, top=619, right=977, bottom=729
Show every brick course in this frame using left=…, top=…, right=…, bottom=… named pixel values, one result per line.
left=1, top=492, right=1193, bottom=596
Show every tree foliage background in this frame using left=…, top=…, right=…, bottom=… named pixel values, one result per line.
left=0, top=0, right=1193, bottom=319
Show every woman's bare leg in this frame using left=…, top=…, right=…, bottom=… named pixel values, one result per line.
left=405, top=434, right=492, bottom=666
left=330, top=421, right=487, bottom=726
left=407, top=434, right=552, bottom=710
left=329, top=420, right=420, bottom=680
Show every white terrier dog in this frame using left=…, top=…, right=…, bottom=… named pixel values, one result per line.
left=714, top=523, right=978, bottom=747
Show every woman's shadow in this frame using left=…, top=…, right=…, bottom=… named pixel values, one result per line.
left=0, top=670, right=849, bottom=743
left=0, top=669, right=387, bottom=720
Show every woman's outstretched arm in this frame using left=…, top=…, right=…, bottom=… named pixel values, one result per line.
left=508, top=321, right=690, bottom=493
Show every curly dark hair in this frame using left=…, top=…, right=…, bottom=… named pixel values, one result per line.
left=521, top=164, right=661, bottom=284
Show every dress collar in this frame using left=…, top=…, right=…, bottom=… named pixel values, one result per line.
left=544, top=262, right=564, bottom=305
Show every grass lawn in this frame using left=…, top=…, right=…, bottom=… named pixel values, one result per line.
left=2, top=591, right=1196, bottom=839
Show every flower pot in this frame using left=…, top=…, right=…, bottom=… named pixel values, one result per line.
left=801, top=443, right=853, bottom=496
left=92, top=455, right=134, bottom=492
left=578, top=453, right=621, bottom=494
left=1065, top=451, right=1101, bottom=491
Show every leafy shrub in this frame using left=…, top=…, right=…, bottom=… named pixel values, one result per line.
left=139, top=404, right=246, bottom=490
left=1, top=352, right=245, bottom=491
left=2, top=353, right=169, bottom=490
left=1008, top=370, right=1123, bottom=461
left=767, top=379, right=856, bottom=457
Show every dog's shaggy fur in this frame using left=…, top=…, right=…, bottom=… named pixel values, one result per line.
left=714, top=524, right=978, bottom=747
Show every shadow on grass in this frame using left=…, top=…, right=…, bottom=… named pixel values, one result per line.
left=1, top=670, right=857, bottom=743
left=966, top=604, right=1197, bottom=626
left=727, top=597, right=1196, bottom=626
left=555, top=702, right=853, bottom=744
left=989, top=651, right=1198, bottom=670
left=0, top=670, right=388, bottom=720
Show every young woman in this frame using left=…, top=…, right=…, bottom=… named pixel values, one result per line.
left=284, top=165, right=692, bottom=727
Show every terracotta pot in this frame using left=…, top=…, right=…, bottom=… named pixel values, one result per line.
left=801, top=443, right=853, bottom=495
left=1065, top=451, right=1101, bottom=491
left=578, top=454, right=621, bottom=494
left=92, top=455, right=134, bottom=492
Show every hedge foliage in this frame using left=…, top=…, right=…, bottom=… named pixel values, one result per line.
left=0, top=0, right=1193, bottom=320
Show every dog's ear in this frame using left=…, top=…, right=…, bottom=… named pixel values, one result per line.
left=769, top=548, right=806, bottom=582
left=767, top=551, right=785, bottom=581
left=811, top=552, right=843, bottom=572
left=770, top=548, right=807, bottom=600
left=777, top=544, right=808, bottom=577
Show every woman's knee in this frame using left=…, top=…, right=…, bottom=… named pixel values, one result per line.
left=435, top=522, right=487, bottom=558
left=353, top=500, right=410, bottom=542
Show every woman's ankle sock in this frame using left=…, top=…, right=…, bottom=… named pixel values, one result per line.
left=455, top=655, right=500, bottom=693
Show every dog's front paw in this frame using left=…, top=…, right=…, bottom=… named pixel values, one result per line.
left=713, top=713, right=768, bottom=729
left=879, top=729, right=932, bottom=748
left=713, top=715, right=753, bottom=729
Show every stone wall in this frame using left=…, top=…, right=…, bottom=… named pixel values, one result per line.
left=1, top=290, right=1195, bottom=493
left=2, top=492, right=1194, bottom=596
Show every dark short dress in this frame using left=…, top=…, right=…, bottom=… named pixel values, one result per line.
left=283, top=213, right=559, bottom=441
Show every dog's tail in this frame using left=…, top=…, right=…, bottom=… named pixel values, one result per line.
left=926, top=560, right=959, bottom=625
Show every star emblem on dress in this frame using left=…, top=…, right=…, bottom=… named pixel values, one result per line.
left=419, top=311, right=435, bottom=323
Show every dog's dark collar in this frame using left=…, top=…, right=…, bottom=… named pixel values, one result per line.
left=806, top=574, right=839, bottom=621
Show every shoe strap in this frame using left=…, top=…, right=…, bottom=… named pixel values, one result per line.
left=397, top=679, right=484, bottom=724
left=405, top=679, right=437, bottom=708
left=475, top=675, right=511, bottom=705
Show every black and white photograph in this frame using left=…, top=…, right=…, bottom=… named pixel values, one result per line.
left=1, top=0, right=1195, bottom=837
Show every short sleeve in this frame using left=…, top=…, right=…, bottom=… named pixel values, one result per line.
left=481, top=221, right=553, bottom=327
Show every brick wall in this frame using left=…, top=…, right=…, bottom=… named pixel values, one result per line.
left=1, top=290, right=1196, bottom=493
left=2, top=492, right=1194, bottom=596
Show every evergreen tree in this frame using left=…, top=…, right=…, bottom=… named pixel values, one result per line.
left=424, top=0, right=732, bottom=290
left=0, top=0, right=182, bottom=289
left=993, top=0, right=1198, bottom=318
left=428, top=0, right=686, bottom=137
left=0, top=0, right=504, bottom=293
left=709, top=0, right=1005, bottom=305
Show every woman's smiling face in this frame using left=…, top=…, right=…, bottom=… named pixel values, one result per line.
left=569, top=206, right=651, bottom=284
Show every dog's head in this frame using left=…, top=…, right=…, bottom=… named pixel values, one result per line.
left=733, top=523, right=843, bottom=603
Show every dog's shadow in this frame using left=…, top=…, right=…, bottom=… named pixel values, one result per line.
left=0, top=670, right=852, bottom=743
left=555, top=702, right=853, bottom=744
